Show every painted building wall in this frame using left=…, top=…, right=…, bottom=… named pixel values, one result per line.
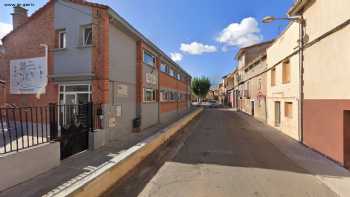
left=106, top=22, right=137, bottom=141
left=300, top=0, right=350, bottom=165
left=141, top=47, right=159, bottom=129
left=53, top=0, right=92, bottom=78
left=241, top=57, right=268, bottom=122
left=266, top=22, right=300, bottom=140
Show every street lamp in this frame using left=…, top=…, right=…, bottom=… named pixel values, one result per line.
left=262, top=15, right=305, bottom=143
left=262, top=16, right=304, bottom=24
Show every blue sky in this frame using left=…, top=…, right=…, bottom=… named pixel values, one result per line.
left=0, top=0, right=294, bottom=85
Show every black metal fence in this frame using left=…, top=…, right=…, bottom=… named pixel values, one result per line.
left=0, top=103, right=103, bottom=155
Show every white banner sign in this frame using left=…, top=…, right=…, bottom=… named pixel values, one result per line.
left=146, top=73, right=157, bottom=85
left=10, top=57, right=47, bottom=94
left=117, top=84, right=128, bottom=97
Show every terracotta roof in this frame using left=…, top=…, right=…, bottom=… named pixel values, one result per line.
left=235, top=40, right=274, bottom=59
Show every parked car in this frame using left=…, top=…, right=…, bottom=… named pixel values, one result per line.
left=206, top=100, right=221, bottom=108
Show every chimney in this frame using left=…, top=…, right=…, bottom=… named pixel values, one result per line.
left=11, top=6, right=28, bottom=29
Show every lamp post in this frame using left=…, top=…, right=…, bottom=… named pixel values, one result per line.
left=262, top=15, right=305, bottom=142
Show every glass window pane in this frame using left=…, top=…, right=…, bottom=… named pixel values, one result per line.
left=143, top=51, right=155, bottom=66
left=84, top=26, right=92, bottom=45
left=59, top=31, right=66, bottom=48
left=160, top=64, right=166, bottom=72
left=65, top=85, right=89, bottom=92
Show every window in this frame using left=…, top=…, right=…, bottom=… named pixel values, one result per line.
left=83, top=25, right=92, bottom=46
left=271, top=68, right=276, bottom=86
left=143, top=51, right=155, bottom=66
left=285, top=102, right=293, bottom=118
left=176, top=73, right=181, bottom=80
left=57, top=30, right=66, bottom=49
left=160, top=64, right=167, bottom=73
left=258, top=78, right=262, bottom=90
left=169, top=68, right=175, bottom=77
left=282, top=60, right=291, bottom=84
left=144, top=88, right=156, bottom=102
left=160, top=89, right=168, bottom=102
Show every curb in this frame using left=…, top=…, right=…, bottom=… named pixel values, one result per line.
left=53, top=107, right=203, bottom=197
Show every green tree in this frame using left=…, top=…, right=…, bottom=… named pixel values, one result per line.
left=191, top=77, right=211, bottom=102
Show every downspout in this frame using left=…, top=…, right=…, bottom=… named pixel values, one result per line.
left=298, top=16, right=305, bottom=142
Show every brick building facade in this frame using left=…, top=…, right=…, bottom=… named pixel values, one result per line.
left=1, top=0, right=191, bottom=141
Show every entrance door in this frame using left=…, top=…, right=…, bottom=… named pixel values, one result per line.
left=57, top=84, right=92, bottom=159
left=344, top=111, right=350, bottom=168
left=275, top=101, right=281, bottom=126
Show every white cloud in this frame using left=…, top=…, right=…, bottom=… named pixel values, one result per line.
left=170, top=52, right=183, bottom=62
left=0, top=22, right=12, bottom=44
left=180, top=42, right=217, bottom=55
left=216, top=17, right=263, bottom=48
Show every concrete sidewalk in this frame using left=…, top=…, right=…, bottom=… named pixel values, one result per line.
left=238, top=110, right=350, bottom=197
left=0, top=120, right=174, bottom=197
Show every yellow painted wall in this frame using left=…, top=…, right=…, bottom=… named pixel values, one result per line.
left=266, top=22, right=300, bottom=140
left=302, top=0, right=350, bottom=99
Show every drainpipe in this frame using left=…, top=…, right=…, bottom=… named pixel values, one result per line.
left=36, top=44, right=48, bottom=99
left=298, top=16, right=305, bottom=143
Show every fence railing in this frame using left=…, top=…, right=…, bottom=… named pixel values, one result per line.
left=0, top=103, right=103, bottom=155
left=0, top=106, right=51, bottom=154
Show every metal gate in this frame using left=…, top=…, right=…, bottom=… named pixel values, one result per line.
left=50, top=103, right=96, bottom=160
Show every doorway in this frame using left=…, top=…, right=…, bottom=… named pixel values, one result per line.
left=251, top=101, right=255, bottom=116
left=59, top=84, right=91, bottom=105
left=275, top=101, right=281, bottom=127
left=58, top=84, right=92, bottom=125
left=344, top=111, right=350, bottom=168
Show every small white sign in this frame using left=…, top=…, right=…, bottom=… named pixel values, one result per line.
left=117, top=84, right=128, bottom=97
left=10, top=57, right=47, bottom=94
left=146, top=73, right=157, bottom=85
left=116, top=105, right=122, bottom=117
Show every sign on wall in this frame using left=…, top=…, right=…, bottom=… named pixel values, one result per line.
left=117, top=84, right=128, bottom=97
left=10, top=57, right=47, bottom=94
left=145, top=73, right=157, bottom=85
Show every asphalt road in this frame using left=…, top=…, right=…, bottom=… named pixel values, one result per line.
left=106, top=108, right=338, bottom=197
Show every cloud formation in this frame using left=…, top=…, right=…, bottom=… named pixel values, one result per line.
left=170, top=52, right=183, bottom=62
left=216, top=17, right=262, bottom=48
left=180, top=42, right=217, bottom=55
left=0, top=22, right=12, bottom=44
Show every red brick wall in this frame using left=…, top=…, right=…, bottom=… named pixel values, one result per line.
left=91, top=7, right=109, bottom=104
left=159, top=71, right=189, bottom=113
left=0, top=85, right=6, bottom=106
left=2, top=2, right=57, bottom=107
left=0, top=53, right=7, bottom=105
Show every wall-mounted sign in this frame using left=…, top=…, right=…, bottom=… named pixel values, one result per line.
left=115, top=104, right=122, bottom=117
left=10, top=57, right=47, bottom=94
left=145, top=73, right=157, bottom=85
left=117, top=84, right=128, bottom=97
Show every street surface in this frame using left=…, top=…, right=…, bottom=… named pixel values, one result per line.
left=106, top=108, right=338, bottom=197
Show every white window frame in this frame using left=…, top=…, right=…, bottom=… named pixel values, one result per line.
left=169, top=68, right=174, bottom=77
left=160, top=64, right=167, bottom=73
left=160, top=89, right=166, bottom=102
left=58, top=30, right=66, bottom=49
left=176, top=73, right=181, bottom=80
left=82, top=25, right=92, bottom=46
left=144, top=88, right=156, bottom=102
